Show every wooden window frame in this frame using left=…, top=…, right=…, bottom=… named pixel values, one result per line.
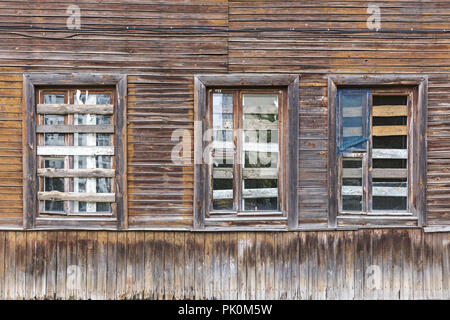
left=194, top=74, right=299, bottom=230
left=328, top=75, right=428, bottom=228
left=23, top=73, right=128, bottom=230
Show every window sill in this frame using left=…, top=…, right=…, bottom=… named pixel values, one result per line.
left=339, top=211, right=414, bottom=216
left=424, top=226, right=450, bottom=233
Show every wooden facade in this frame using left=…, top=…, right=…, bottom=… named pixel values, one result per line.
left=0, top=0, right=448, bottom=299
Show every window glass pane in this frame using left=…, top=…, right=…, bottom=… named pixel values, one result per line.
left=242, top=93, right=278, bottom=211
left=96, top=203, right=111, bottom=212
left=96, top=134, right=110, bottom=146
left=44, top=133, right=65, bottom=146
left=342, top=158, right=362, bottom=211
left=97, top=178, right=111, bottom=193
left=371, top=95, right=408, bottom=212
left=96, top=155, right=111, bottom=169
left=338, top=89, right=370, bottom=153
left=43, top=157, right=64, bottom=212
left=77, top=156, right=88, bottom=169
left=74, top=91, right=110, bottom=105
left=44, top=115, right=64, bottom=125
left=43, top=94, right=64, bottom=104
left=96, top=115, right=111, bottom=125
left=211, top=93, right=234, bottom=211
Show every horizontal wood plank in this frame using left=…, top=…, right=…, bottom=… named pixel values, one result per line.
left=372, top=149, right=408, bottom=159
left=37, top=146, right=114, bottom=156
left=36, top=125, right=114, bottom=134
left=38, top=168, right=115, bottom=178
left=213, top=187, right=278, bottom=200
left=37, top=104, right=113, bottom=115
left=373, top=125, right=408, bottom=136
left=373, top=105, right=408, bottom=117
left=38, top=191, right=115, bottom=202
left=343, top=168, right=407, bottom=179
left=342, top=186, right=407, bottom=197
left=213, top=167, right=278, bottom=179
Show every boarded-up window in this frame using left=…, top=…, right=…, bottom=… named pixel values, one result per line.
left=23, top=73, right=127, bottom=230
left=36, top=89, right=116, bottom=216
left=338, top=88, right=411, bottom=213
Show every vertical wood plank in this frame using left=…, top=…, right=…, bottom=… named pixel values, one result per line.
left=335, top=232, right=345, bottom=300
left=25, top=232, right=37, bottom=299
left=76, top=231, right=87, bottom=300
left=273, top=232, right=282, bottom=299
left=401, top=230, right=413, bottom=300
left=204, top=232, right=213, bottom=299
left=106, top=232, right=118, bottom=300
left=66, top=232, right=77, bottom=300
left=0, top=232, right=5, bottom=299
left=298, top=231, right=308, bottom=300
left=164, top=232, right=175, bottom=299
left=135, top=232, right=145, bottom=299
left=116, top=232, right=127, bottom=299
left=381, top=229, right=393, bottom=299
left=229, top=232, right=238, bottom=300
left=443, top=233, right=450, bottom=300
left=354, top=230, right=364, bottom=300
left=174, top=232, right=185, bottom=300
left=255, top=232, right=265, bottom=300
left=290, top=232, right=300, bottom=299
left=143, top=232, right=155, bottom=299
left=307, top=232, right=318, bottom=300
left=326, top=232, right=337, bottom=300
left=432, top=233, right=443, bottom=299
left=221, top=232, right=230, bottom=300
left=154, top=232, right=164, bottom=299
left=237, top=232, right=247, bottom=300
left=411, top=229, right=424, bottom=299
left=35, top=232, right=47, bottom=300
left=194, top=232, right=205, bottom=299
left=4, top=232, right=15, bottom=299
left=392, top=229, right=402, bottom=300
left=343, top=231, right=355, bottom=300
left=97, top=231, right=107, bottom=299
left=86, top=232, right=97, bottom=300
left=423, top=231, right=433, bottom=299
left=184, top=231, right=195, bottom=299
left=372, top=230, right=383, bottom=300
left=317, top=232, right=327, bottom=300
left=46, top=232, right=58, bottom=299
left=55, top=232, right=67, bottom=299
left=281, top=233, right=291, bottom=299
left=15, top=232, right=26, bottom=300
left=125, top=231, right=136, bottom=299
left=363, top=230, right=374, bottom=300
left=246, top=232, right=256, bottom=300
left=264, top=232, right=275, bottom=300
left=212, top=233, right=222, bottom=299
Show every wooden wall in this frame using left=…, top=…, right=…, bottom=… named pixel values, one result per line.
left=0, top=1, right=448, bottom=229
left=0, top=0, right=449, bottom=299
left=0, top=229, right=448, bottom=300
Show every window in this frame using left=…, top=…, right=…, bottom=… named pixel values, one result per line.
left=194, top=75, right=299, bottom=230
left=23, top=74, right=127, bottom=229
left=328, top=76, right=427, bottom=227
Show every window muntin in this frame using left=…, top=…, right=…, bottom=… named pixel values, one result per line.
left=208, top=89, right=282, bottom=214
left=37, top=88, right=115, bottom=216
left=338, top=88, right=411, bottom=214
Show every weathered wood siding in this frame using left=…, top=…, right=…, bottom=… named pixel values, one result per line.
left=0, top=230, right=448, bottom=299
left=0, top=0, right=449, bottom=299
left=0, top=1, right=448, bottom=228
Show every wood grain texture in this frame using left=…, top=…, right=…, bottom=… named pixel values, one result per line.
left=0, top=230, right=446, bottom=299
